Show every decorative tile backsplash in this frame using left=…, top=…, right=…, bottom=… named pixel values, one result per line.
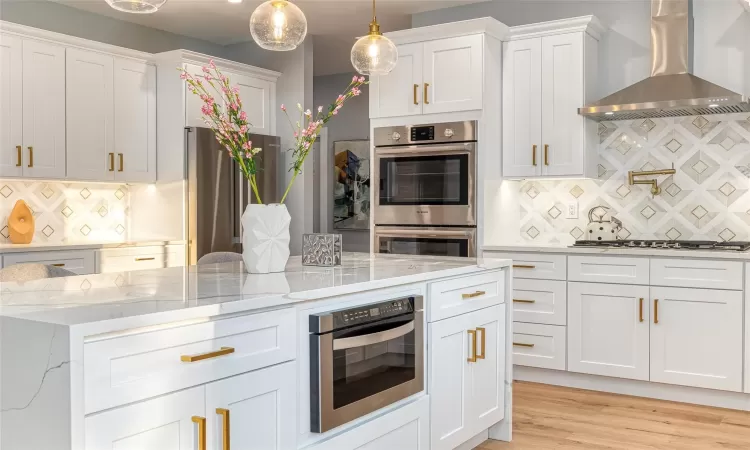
left=514, top=112, right=750, bottom=245
left=0, top=180, right=130, bottom=244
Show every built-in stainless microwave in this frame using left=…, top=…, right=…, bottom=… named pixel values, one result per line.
left=373, top=121, right=477, bottom=227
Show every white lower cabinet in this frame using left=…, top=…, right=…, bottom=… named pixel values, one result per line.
left=429, top=305, right=505, bottom=450
left=568, top=282, right=650, bottom=381
left=650, top=287, right=743, bottom=392
left=85, top=385, right=205, bottom=450
left=206, top=362, right=296, bottom=450
left=512, top=322, right=566, bottom=371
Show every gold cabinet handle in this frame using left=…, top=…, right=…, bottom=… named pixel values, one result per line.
left=424, top=83, right=429, bottom=105
left=16, top=146, right=22, bottom=167
left=544, top=144, right=549, bottom=166
left=27, top=146, right=33, bottom=168
left=467, top=329, right=477, bottom=362
left=118, top=153, right=124, bottom=172
left=532, top=144, right=537, bottom=166
left=462, top=290, right=486, bottom=299
left=513, top=299, right=536, bottom=304
left=513, top=342, right=535, bottom=348
left=192, top=416, right=206, bottom=450
left=216, top=408, right=230, bottom=450
left=476, top=327, right=486, bottom=360
left=513, top=264, right=536, bottom=269
left=639, top=298, right=644, bottom=323
left=51, top=263, right=66, bottom=267
left=413, top=84, right=419, bottom=105
left=181, top=346, right=235, bottom=363
left=109, top=153, right=115, bottom=171
left=135, top=257, right=155, bottom=261
left=654, top=299, right=659, bottom=324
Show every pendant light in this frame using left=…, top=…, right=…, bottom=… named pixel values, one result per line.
left=350, top=0, right=398, bottom=75
left=250, top=0, right=308, bottom=51
left=106, top=0, right=166, bottom=13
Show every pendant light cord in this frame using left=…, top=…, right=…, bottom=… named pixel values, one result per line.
left=372, top=0, right=376, bottom=23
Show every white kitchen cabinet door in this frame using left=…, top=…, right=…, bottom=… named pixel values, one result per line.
left=66, top=48, right=114, bottom=181
left=469, top=305, right=506, bottom=433
left=0, top=34, right=23, bottom=177
left=232, top=72, right=272, bottom=135
left=502, top=38, right=542, bottom=178
left=650, top=287, right=743, bottom=392
left=422, top=35, right=483, bottom=114
left=114, top=58, right=156, bottom=183
left=540, top=33, right=584, bottom=176
left=568, top=282, right=650, bottom=381
left=205, top=362, right=296, bottom=450
left=369, top=43, right=423, bottom=118
left=22, top=39, right=66, bottom=179
left=184, top=63, right=206, bottom=127
left=85, top=386, right=205, bottom=450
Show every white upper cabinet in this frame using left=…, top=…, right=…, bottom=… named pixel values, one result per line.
left=0, top=33, right=23, bottom=177
left=422, top=35, right=483, bottom=114
left=21, top=39, right=66, bottom=179
left=369, top=42, right=423, bottom=118
left=232, top=71, right=273, bottom=135
left=503, top=16, right=603, bottom=179
left=184, top=63, right=205, bottom=128
left=114, top=58, right=156, bottom=183
left=66, top=48, right=115, bottom=181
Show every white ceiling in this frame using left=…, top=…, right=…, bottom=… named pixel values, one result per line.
left=55, top=0, right=489, bottom=74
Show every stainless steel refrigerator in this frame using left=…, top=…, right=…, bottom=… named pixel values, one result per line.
left=186, top=127, right=280, bottom=265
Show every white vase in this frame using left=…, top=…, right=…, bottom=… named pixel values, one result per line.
left=241, top=203, right=291, bottom=273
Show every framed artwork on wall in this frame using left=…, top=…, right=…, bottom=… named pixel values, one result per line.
left=333, top=140, right=370, bottom=230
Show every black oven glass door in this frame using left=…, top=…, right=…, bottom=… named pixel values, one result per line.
left=379, top=236, right=469, bottom=257
left=331, top=314, right=416, bottom=410
left=379, top=154, right=469, bottom=206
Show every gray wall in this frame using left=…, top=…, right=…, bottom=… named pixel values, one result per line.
left=313, top=72, right=371, bottom=253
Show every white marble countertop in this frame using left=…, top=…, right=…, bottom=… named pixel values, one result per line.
left=483, top=243, right=750, bottom=261
left=0, top=240, right=187, bottom=254
left=0, top=253, right=510, bottom=332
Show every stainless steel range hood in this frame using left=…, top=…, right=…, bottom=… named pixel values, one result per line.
left=579, top=0, right=750, bottom=121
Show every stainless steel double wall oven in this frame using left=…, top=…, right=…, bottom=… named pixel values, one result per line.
left=373, top=121, right=478, bottom=257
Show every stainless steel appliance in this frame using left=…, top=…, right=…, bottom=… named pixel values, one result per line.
left=573, top=240, right=750, bottom=251
left=374, top=226, right=476, bottom=258
left=309, top=295, right=424, bottom=433
left=186, top=127, right=280, bottom=264
left=373, top=121, right=477, bottom=227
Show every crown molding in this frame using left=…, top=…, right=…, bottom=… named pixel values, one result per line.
left=154, top=50, right=281, bottom=82
left=508, top=15, right=606, bottom=41
left=0, top=20, right=154, bottom=62
left=385, top=17, right=510, bottom=44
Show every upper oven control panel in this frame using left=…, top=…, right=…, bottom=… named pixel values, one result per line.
left=373, top=121, right=478, bottom=147
left=335, top=297, right=413, bottom=328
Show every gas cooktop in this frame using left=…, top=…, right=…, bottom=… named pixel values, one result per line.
left=572, top=240, right=750, bottom=251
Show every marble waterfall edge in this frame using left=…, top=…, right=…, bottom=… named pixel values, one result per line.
left=241, top=203, right=291, bottom=273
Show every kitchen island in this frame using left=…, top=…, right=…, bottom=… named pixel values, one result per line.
left=1, top=253, right=512, bottom=450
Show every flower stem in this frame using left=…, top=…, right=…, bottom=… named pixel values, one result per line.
left=280, top=170, right=299, bottom=204
left=249, top=176, right=262, bottom=204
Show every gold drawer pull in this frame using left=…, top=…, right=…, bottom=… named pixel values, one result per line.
left=462, top=290, right=486, bottom=299
left=513, top=299, right=536, bottom=304
left=109, top=152, right=115, bottom=171
left=181, top=346, right=235, bottom=363
left=16, top=145, right=22, bottom=167
left=654, top=299, right=659, bottom=324
left=639, top=298, right=644, bottom=323
left=192, top=416, right=206, bottom=450
left=28, top=146, right=33, bottom=168
left=118, top=153, right=124, bottom=172
left=467, top=329, right=477, bottom=362
left=424, top=83, right=430, bottom=104
left=513, top=264, right=536, bottom=269
left=51, top=263, right=66, bottom=267
left=544, top=144, right=549, bottom=166
left=217, top=408, right=230, bottom=450
left=135, top=257, right=155, bottom=261
left=413, top=84, right=419, bottom=105
left=532, top=144, right=537, bottom=166
left=513, top=342, right=535, bottom=348
left=476, top=327, right=486, bottom=359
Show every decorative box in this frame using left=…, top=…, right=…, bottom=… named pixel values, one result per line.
left=302, top=233, right=343, bottom=266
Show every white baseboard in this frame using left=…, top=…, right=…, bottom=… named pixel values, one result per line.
left=515, top=366, right=750, bottom=411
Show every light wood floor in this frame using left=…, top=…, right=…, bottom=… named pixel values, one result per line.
left=480, top=381, right=750, bottom=450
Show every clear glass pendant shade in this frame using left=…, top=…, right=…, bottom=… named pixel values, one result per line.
left=250, top=0, right=308, bottom=51
left=106, top=0, right=166, bottom=14
left=351, top=33, right=398, bottom=76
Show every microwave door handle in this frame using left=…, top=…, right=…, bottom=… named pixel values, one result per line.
left=377, top=230, right=474, bottom=239
left=375, top=143, right=475, bottom=156
left=332, top=320, right=415, bottom=350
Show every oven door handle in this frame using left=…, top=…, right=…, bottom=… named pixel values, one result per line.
left=332, top=320, right=415, bottom=350
left=375, top=143, right=474, bottom=156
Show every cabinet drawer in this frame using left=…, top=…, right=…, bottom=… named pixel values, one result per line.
left=84, top=307, right=296, bottom=414
left=568, top=255, right=649, bottom=285
left=2, top=249, right=96, bottom=274
left=513, top=279, right=566, bottom=325
left=486, top=252, right=566, bottom=280
left=98, top=245, right=185, bottom=273
left=650, top=258, right=742, bottom=290
left=428, top=270, right=504, bottom=322
left=512, top=322, right=566, bottom=371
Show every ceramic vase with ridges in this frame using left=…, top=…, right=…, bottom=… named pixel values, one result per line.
left=241, top=203, right=291, bottom=273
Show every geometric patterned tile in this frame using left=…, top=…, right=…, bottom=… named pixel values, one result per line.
left=0, top=185, right=13, bottom=198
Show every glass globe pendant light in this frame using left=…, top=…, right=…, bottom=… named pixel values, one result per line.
left=106, top=0, right=166, bottom=13
left=350, top=0, right=398, bottom=75
left=250, top=0, right=308, bottom=51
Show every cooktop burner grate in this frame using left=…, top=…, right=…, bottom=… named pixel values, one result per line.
left=572, top=240, right=750, bottom=251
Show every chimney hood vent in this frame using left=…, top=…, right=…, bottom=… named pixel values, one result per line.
left=579, top=0, right=749, bottom=121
